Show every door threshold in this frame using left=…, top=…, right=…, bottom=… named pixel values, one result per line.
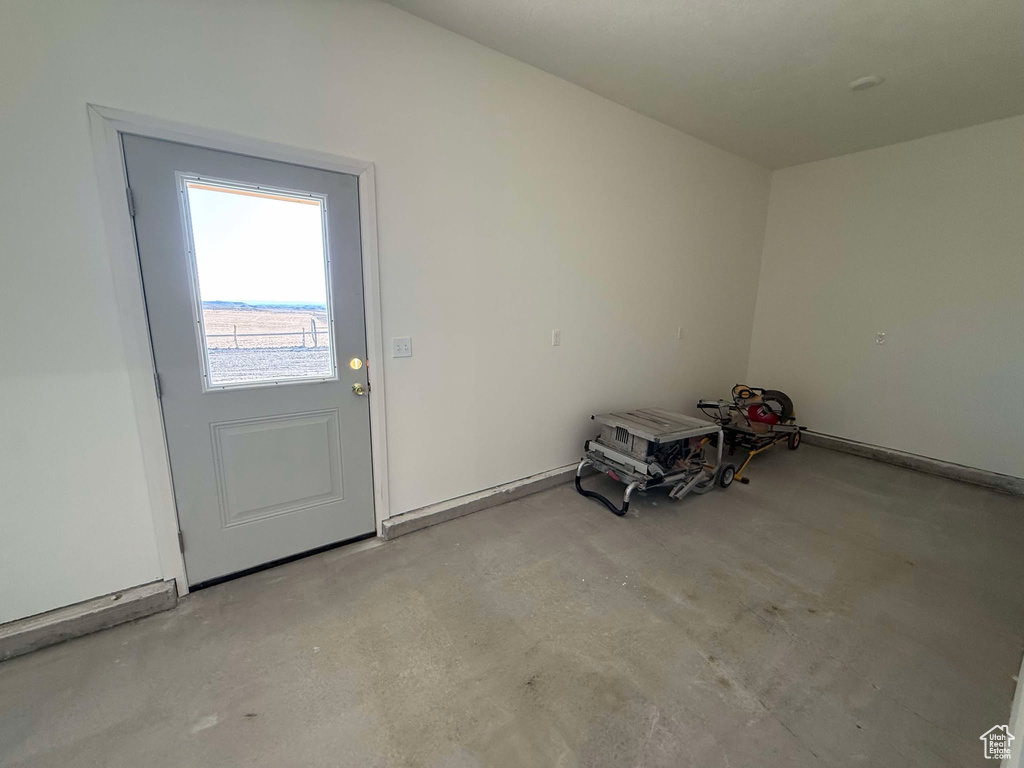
left=189, top=531, right=378, bottom=591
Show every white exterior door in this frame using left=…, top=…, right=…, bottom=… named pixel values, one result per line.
left=123, top=135, right=375, bottom=585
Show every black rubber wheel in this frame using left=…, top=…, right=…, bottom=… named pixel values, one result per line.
left=788, top=431, right=801, bottom=450
left=761, top=389, right=795, bottom=422
left=718, top=463, right=736, bottom=488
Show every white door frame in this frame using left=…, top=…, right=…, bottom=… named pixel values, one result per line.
left=87, top=104, right=391, bottom=596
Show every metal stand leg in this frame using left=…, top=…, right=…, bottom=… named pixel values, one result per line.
left=734, top=435, right=785, bottom=483
left=669, top=472, right=705, bottom=500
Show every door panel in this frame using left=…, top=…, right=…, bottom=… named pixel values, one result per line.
left=210, top=409, right=344, bottom=528
left=122, top=135, right=375, bottom=585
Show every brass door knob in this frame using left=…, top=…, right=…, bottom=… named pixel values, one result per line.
left=352, top=382, right=366, bottom=396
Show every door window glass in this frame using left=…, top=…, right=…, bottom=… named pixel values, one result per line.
left=182, top=179, right=336, bottom=388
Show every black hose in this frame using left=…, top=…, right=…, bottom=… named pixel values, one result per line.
left=575, top=473, right=629, bottom=516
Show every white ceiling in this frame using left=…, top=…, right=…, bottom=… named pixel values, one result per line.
left=383, top=0, right=1024, bottom=168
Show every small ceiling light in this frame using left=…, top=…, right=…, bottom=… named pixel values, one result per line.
left=849, top=75, right=884, bottom=91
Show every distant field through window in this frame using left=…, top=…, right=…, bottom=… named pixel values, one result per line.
left=183, top=179, right=336, bottom=388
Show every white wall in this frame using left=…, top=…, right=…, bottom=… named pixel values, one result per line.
left=748, top=116, right=1024, bottom=478
left=0, top=0, right=770, bottom=622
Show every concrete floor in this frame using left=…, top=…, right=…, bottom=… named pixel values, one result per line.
left=2, top=446, right=1023, bottom=767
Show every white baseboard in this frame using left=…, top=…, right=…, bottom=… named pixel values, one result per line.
left=382, top=463, right=579, bottom=540
left=803, top=432, right=1023, bottom=496
left=0, top=580, right=177, bottom=662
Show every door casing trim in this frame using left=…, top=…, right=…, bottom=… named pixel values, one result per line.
left=88, top=104, right=391, bottom=596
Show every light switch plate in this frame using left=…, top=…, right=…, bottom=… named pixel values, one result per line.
left=551, top=329, right=561, bottom=347
left=393, top=337, right=412, bottom=357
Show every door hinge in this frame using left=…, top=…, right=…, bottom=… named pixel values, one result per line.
left=153, top=371, right=162, bottom=399
left=126, top=187, right=136, bottom=218
left=177, top=530, right=185, bottom=552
